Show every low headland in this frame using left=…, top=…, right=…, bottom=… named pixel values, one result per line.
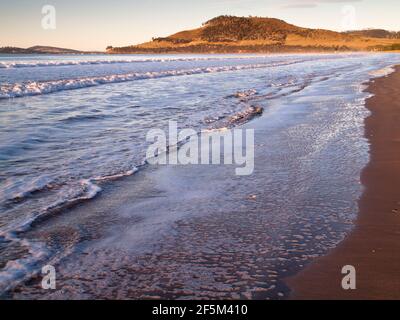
left=0, top=46, right=99, bottom=55
left=107, top=15, right=400, bottom=54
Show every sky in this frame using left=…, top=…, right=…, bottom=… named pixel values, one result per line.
left=0, top=0, right=399, bottom=51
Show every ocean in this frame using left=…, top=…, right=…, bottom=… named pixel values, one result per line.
left=1, top=53, right=400, bottom=298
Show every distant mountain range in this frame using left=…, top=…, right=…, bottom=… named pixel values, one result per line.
left=108, top=15, right=400, bottom=54
left=0, top=46, right=91, bottom=54
left=345, top=29, right=400, bottom=39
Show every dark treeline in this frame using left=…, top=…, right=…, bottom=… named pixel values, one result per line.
left=109, top=44, right=353, bottom=54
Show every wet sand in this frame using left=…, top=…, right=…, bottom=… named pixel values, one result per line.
left=287, top=66, right=400, bottom=299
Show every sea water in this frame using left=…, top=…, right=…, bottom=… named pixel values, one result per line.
left=1, top=53, right=400, bottom=297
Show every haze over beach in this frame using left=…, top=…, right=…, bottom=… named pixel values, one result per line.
left=0, top=0, right=400, bottom=302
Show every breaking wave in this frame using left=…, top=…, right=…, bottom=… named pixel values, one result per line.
left=368, top=65, right=396, bottom=78
left=0, top=60, right=303, bottom=99
left=0, top=55, right=278, bottom=69
left=0, top=167, right=139, bottom=294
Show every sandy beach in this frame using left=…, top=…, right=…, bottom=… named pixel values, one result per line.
left=287, top=65, right=400, bottom=299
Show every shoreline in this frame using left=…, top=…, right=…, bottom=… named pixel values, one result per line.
left=286, top=65, right=400, bottom=299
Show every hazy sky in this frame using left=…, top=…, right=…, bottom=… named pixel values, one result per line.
left=1, top=0, right=399, bottom=51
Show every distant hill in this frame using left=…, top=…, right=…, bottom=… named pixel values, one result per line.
left=26, top=46, right=82, bottom=54
left=0, top=46, right=88, bottom=54
left=345, top=29, right=400, bottom=39
left=0, top=47, right=29, bottom=54
left=108, top=15, right=400, bottom=54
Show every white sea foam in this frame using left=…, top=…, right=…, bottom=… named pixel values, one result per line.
left=0, top=61, right=302, bottom=99
left=368, top=65, right=396, bottom=78
left=0, top=166, right=142, bottom=295
left=0, top=55, right=273, bottom=69
left=234, top=89, right=258, bottom=98
left=93, top=168, right=138, bottom=182
left=0, top=232, right=50, bottom=294
left=0, top=178, right=103, bottom=294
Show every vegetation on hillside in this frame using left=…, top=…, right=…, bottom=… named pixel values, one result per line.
left=0, top=46, right=83, bottom=54
left=200, top=16, right=300, bottom=42
left=0, top=47, right=29, bottom=54
left=345, top=29, right=400, bottom=39
left=376, top=43, right=400, bottom=51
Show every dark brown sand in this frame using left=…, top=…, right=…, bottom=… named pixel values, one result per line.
left=286, top=65, right=400, bottom=299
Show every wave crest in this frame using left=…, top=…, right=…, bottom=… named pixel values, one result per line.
left=0, top=60, right=303, bottom=99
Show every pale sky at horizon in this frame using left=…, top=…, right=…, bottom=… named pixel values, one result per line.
left=0, top=0, right=399, bottom=51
